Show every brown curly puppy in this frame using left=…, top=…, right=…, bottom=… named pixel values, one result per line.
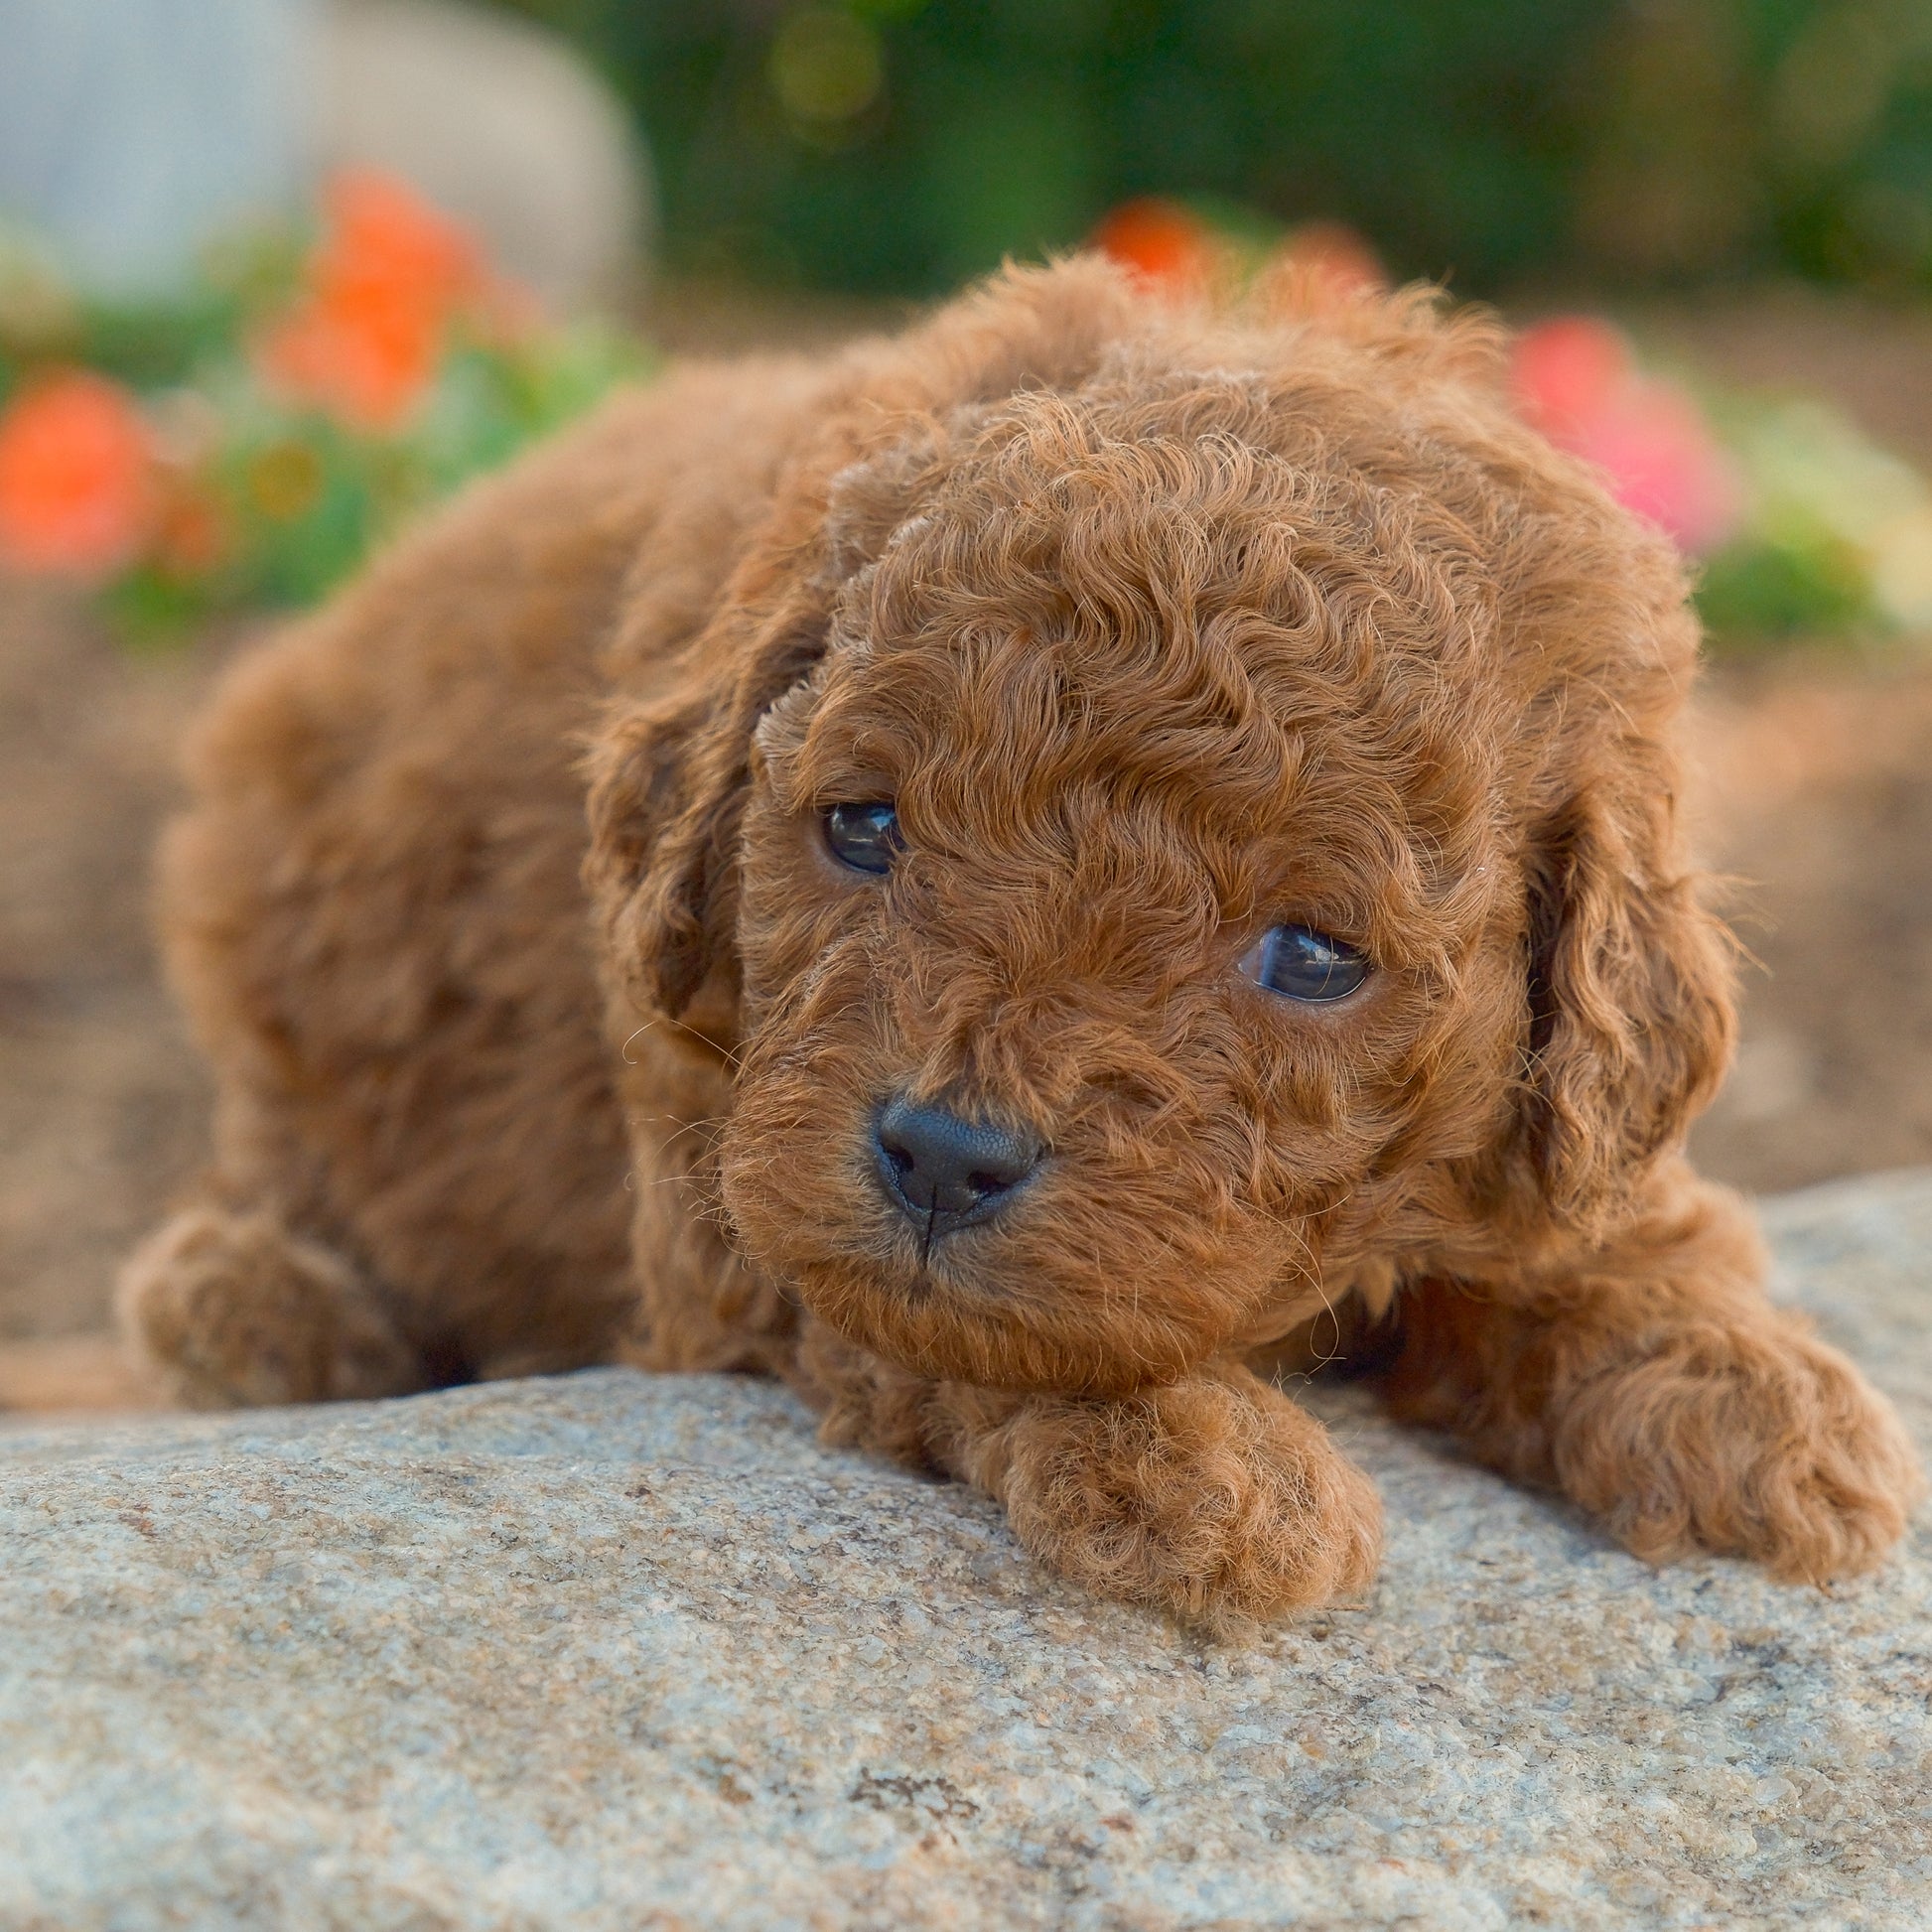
left=119, top=260, right=1922, bottom=1623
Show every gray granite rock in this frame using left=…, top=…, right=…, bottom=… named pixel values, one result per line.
left=4, top=1173, right=1931, bottom=1931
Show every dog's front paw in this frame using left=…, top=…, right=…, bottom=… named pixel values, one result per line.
left=1553, top=1312, right=1924, bottom=1583
left=118, top=1206, right=421, bottom=1408
left=969, top=1368, right=1383, bottom=1624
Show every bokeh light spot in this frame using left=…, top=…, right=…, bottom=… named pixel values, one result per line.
left=769, top=9, right=885, bottom=131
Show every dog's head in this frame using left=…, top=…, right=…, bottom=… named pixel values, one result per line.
left=588, top=262, right=1733, bottom=1396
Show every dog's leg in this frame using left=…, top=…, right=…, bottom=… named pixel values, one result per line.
left=117, top=1203, right=423, bottom=1409
left=794, top=1321, right=1382, bottom=1623
left=1385, top=1166, right=1923, bottom=1581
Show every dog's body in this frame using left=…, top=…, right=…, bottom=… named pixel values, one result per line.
left=121, top=263, right=1920, bottom=1621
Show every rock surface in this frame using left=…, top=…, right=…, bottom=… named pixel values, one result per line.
left=4, top=1173, right=1931, bottom=1931
left=318, top=0, right=651, bottom=307
left=0, top=0, right=646, bottom=304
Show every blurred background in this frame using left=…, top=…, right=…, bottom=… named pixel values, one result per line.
left=3, top=0, right=1930, bottom=1388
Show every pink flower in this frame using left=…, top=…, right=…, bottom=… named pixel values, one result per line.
left=1273, top=220, right=1386, bottom=304
left=1512, top=317, right=1740, bottom=556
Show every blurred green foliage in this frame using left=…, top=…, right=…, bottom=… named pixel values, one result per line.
left=501, top=0, right=1932, bottom=298
left=1696, top=530, right=1874, bottom=636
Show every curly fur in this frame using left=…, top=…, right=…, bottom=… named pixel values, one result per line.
left=118, top=258, right=1922, bottom=1623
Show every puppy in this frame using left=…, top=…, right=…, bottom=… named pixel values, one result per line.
left=119, top=260, right=1921, bottom=1622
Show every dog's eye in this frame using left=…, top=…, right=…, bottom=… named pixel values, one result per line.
left=1237, top=923, right=1369, bottom=1003
left=822, top=801, right=903, bottom=875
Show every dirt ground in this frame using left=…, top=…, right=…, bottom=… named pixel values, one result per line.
left=0, top=588, right=227, bottom=1350
left=4, top=289, right=1931, bottom=1378
left=1688, top=652, right=1932, bottom=1188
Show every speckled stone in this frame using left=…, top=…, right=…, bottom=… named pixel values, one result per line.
left=4, top=1173, right=1930, bottom=1931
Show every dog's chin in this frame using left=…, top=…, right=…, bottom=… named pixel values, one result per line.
left=787, top=1250, right=1212, bottom=1399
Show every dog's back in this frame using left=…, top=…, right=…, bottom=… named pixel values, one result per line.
left=127, top=359, right=830, bottom=1394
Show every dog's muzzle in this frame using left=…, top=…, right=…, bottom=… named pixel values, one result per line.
left=873, top=1092, right=1044, bottom=1241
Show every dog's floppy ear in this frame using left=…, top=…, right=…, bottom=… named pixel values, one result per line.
left=584, top=597, right=829, bottom=1029
left=583, top=425, right=946, bottom=1030
left=1515, top=782, right=1735, bottom=1232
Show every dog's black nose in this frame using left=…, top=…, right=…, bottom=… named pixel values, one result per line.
left=874, top=1093, right=1043, bottom=1237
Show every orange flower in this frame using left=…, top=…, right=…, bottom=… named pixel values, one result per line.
left=1091, top=199, right=1221, bottom=297
left=325, top=169, right=486, bottom=317
left=257, top=170, right=490, bottom=431
left=0, top=370, right=158, bottom=576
